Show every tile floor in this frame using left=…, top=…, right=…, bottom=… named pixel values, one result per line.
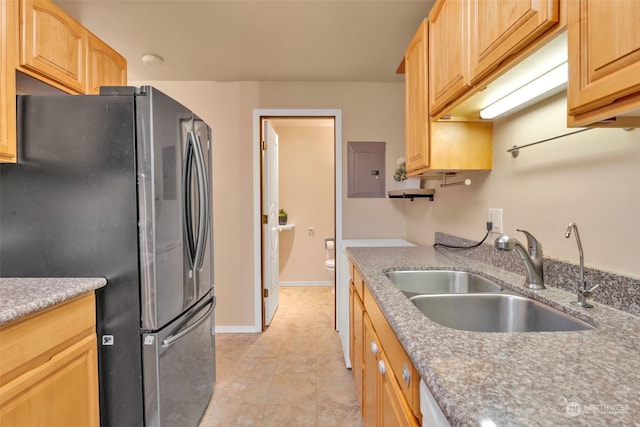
left=199, top=286, right=364, bottom=426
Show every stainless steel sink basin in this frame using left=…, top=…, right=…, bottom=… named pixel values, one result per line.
left=384, top=270, right=504, bottom=297
left=410, top=293, right=593, bottom=332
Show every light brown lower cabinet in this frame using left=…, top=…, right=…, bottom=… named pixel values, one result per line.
left=350, top=262, right=421, bottom=427
left=0, top=293, right=100, bottom=427
left=350, top=281, right=365, bottom=406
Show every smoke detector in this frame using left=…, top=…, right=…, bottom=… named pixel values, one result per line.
left=142, top=54, right=163, bottom=67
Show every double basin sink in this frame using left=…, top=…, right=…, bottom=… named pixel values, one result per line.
left=384, top=270, right=593, bottom=333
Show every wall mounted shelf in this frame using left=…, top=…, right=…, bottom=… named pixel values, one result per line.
left=277, top=224, right=295, bottom=231
left=388, top=188, right=435, bottom=201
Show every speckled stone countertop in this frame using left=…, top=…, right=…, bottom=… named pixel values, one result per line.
left=0, top=277, right=106, bottom=326
left=346, top=246, right=640, bottom=426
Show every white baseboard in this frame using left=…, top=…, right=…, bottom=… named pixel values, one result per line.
left=279, top=281, right=333, bottom=287
left=215, top=325, right=261, bottom=333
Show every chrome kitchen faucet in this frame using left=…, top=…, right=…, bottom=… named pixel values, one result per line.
left=565, top=222, right=598, bottom=308
left=495, top=229, right=545, bottom=290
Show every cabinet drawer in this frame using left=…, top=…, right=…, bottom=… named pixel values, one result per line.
left=351, top=263, right=365, bottom=300
left=0, top=293, right=96, bottom=383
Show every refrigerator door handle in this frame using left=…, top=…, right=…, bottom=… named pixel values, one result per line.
left=192, top=132, right=210, bottom=272
left=182, top=132, right=197, bottom=270
left=162, top=296, right=216, bottom=348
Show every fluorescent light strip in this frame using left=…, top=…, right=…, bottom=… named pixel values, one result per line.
left=480, top=62, right=568, bottom=120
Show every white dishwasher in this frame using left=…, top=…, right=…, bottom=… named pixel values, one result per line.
left=337, top=238, right=415, bottom=368
left=420, top=379, right=451, bottom=426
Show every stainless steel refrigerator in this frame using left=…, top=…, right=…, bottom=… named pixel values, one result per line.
left=0, top=86, right=215, bottom=427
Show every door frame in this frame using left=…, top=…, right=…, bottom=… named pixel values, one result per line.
left=253, top=109, right=343, bottom=331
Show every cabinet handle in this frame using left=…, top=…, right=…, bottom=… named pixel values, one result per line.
left=402, top=362, right=411, bottom=387
left=378, top=360, right=386, bottom=375
left=370, top=341, right=378, bottom=354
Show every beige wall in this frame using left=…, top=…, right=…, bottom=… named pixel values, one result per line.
left=256, top=82, right=409, bottom=239
left=406, top=93, right=640, bottom=278
left=127, top=81, right=639, bottom=328
left=124, top=81, right=640, bottom=327
left=273, top=123, right=335, bottom=283
left=131, top=80, right=408, bottom=329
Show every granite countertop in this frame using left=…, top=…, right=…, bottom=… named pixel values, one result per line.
left=346, top=246, right=640, bottom=426
left=0, top=277, right=107, bottom=326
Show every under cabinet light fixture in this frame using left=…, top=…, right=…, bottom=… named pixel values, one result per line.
left=479, top=61, right=568, bottom=120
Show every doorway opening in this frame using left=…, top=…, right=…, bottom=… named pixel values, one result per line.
left=253, top=109, right=342, bottom=331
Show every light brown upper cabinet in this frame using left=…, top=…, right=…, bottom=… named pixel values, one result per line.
left=1, top=0, right=16, bottom=162
left=469, top=0, right=560, bottom=84
left=1, top=0, right=127, bottom=163
left=567, top=0, right=640, bottom=127
left=427, top=121, right=492, bottom=172
left=402, top=16, right=492, bottom=175
left=404, top=20, right=429, bottom=175
left=19, top=0, right=87, bottom=93
left=87, top=32, right=127, bottom=94
left=428, top=0, right=471, bottom=118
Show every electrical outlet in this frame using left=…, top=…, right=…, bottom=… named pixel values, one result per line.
left=488, top=209, right=503, bottom=233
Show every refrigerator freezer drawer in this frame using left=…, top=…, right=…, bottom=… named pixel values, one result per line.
left=142, top=295, right=216, bottom=427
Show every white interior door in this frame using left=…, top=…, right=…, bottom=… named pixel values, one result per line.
left=262, top=120, right=280, bottom=326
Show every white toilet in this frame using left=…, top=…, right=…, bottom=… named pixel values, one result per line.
left=325, top=238, right=335, bottom=293
left=324, top=238, right=335, bottom=272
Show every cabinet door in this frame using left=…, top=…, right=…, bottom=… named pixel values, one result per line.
left=349, top=283, right=365, bottom=407
left=87, top=32, right=127, bottom=94
left=363, top=317, right=378, bottom=427
left=469, top=0, right=559, bottom=83
left=567, top=0, right=640, bottom=117
left=429, top=0, right=471, bottom=118
left=352, top=285, right=364, bottom=368
left=0, top=334, right=100, bottom=427
left=19, top=0, right=86, bottom=93
left=404, top=20, right=429, bottom=175
left=349, top=282, right=355, bottom=368
left=352, top=343, right=364, bottom=410
left=379, top=351, right=420, bottom=427
left=0, top=0, right=16, bottom=163
left=364, top=285, right=421, bottom=420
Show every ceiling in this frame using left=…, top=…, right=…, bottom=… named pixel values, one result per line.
left=55, top=0, right=435, bottom=83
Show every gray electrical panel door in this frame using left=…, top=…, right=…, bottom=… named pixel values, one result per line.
left=347, top=141, right=385, bottom=198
